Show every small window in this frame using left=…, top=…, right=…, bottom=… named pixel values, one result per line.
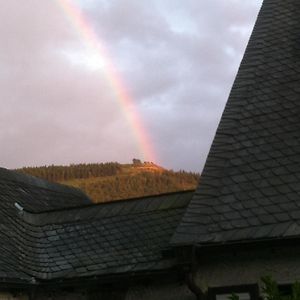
left=278, top=284, right=292, bottom=298
left=208, top=284, right=259, bottom=300
left=216, top=292, right=251, bottom=300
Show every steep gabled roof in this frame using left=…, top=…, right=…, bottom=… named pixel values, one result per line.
left=172, top=0, right=300, bottom=246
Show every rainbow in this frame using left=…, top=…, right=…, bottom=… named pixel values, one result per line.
left=56, top=0, right=156, bottom=162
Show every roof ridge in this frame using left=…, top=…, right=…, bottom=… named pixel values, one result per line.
left=20, top=189, right=196, bottom=214
left=0, top=167, right=88, bottom=199
left=17, top=191, right=194, bottom=226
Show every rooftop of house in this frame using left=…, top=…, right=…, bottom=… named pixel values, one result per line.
left=0, top=167, right=193, bottom=284
left=2, top=0, right=299, bottom=288
left=172, top=0, right=300, bottom=246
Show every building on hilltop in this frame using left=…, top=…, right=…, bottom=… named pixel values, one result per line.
left=0, top=0, right=300, bottom=299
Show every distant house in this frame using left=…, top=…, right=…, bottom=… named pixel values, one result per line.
left=0, top=0, right=299, bottom=299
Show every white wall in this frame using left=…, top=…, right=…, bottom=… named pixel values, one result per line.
left=194, top=244, right=300, bottom=293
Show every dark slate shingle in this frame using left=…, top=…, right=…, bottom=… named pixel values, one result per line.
left=25, top=190, right=192, bottom=280
left=172, top=0, right=300, bottom=246
left=0, top=167, right=92, bottom=283
left=0, top=167, right=193, bottom=282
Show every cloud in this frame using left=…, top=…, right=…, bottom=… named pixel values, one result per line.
left=0, top=0, right=263, bottom=171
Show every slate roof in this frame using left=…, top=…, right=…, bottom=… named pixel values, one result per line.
left=172, top=0, right=300, bottom=246
left=22, top=191, right=192, bottom=281
left=0, top=167, right=91, bottom=212
left=0, top=167, right=193, bottom=283
left=0, top=167, right=91, bottom=283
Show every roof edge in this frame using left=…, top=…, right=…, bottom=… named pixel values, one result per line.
left=0, top=167, right=90, bottom=200
left=18, top=190, right=194, bottom=226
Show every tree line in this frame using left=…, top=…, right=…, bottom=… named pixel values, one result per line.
left=17, top=162, right=122, bottom=182
left=63, top=170, right=200, bottom=203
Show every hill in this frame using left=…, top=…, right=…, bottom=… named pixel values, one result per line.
left=16, top=161, right=199, bottom=203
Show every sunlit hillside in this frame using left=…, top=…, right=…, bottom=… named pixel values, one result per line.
left=16, top=161, right=199, bottom=203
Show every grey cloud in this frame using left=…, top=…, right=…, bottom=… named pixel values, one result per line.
left=0, top=0, right=263, bottom=171
left=0, top=0, right=143, bottom=168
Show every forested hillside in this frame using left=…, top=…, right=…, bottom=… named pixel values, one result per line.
left=18, top=162, right=122, bottom=182
left=17, top=161, right=199, bottom=203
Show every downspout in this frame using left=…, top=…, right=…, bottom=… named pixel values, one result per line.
left=187, top=272, right=205, bottom=300
left=28, top=278, right=37, bottom=300
left=186, top=246, right=206, bottom=300
left=29, top=289, right=36, bottom=300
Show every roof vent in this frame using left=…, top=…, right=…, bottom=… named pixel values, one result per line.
left=14, top=202, right=24, bottom=212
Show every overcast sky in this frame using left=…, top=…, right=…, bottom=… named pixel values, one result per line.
left=0, top=0, right=263, bottom=172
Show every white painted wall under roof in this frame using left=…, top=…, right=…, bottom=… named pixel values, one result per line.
left=194, top=244, right=300, bottom=293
